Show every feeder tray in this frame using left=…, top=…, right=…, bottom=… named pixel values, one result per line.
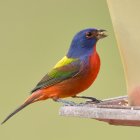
left=59, top=96, right=140, bottom=126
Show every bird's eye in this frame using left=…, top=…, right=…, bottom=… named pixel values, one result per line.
left=86, top=32, right=93, bottom=38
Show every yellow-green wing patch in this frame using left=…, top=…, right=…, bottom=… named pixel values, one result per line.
left=54, top=56, right=77, bottom=68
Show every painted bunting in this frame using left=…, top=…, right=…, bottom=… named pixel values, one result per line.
left=1, top=28, right=107, bottom=124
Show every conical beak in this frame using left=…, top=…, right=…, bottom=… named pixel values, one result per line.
left=96, top=29, right=107, bottom=39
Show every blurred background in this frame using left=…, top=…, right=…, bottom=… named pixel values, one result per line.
left=0, top=0, right=137, bottom=140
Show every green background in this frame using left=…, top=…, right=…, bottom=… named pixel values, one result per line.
left=0, top=0, right=137, bottom=140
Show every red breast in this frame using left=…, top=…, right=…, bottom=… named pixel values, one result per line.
left=79, top=46, right=100, bottom=92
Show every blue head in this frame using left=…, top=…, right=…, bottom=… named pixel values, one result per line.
left=67, top=28, right=107, bottom=58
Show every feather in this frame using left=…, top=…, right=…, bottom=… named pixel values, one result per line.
left=31, top=56, right=82, bottom=93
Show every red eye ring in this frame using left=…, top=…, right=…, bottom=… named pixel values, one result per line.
left=86, top=32, right=93, bottom=38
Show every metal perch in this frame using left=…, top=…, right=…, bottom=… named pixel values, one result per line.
left=59, top=96, right=140, bottom=126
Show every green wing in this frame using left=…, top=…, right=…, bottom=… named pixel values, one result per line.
left=31, top=56, right=82, bottom=93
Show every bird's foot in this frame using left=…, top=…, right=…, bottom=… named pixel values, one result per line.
left=72, top=95, right=102, bottom=104
left=85, top=99, right=102, bottom=104
left=53, top=98, right=77, bottom=106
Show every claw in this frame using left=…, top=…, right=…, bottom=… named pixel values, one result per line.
left=72, top=95, right=102, bottom=104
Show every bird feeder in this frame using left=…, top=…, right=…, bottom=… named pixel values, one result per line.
left=59, top=0, right=140, bottom=126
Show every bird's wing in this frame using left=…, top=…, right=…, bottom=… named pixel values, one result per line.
left=31, top=56, right=83, bottom=93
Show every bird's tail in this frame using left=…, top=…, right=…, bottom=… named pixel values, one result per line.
left=1, top=91, right=43, bottom=125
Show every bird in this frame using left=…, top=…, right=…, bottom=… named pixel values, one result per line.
left=1, top=28, right=107, bottom=124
